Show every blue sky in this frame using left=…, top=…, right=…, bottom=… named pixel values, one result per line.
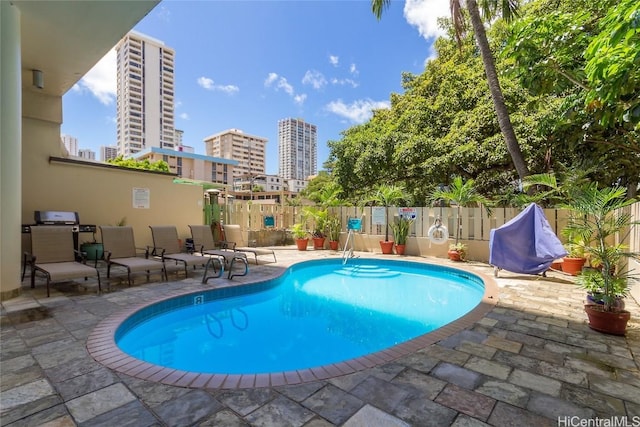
left=62, top=0, right=449, bottom=175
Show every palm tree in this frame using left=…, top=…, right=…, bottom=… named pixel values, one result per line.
left=429, top=176, right=491, bottom=246
left=371, top=0, right=530, bottom=182
left=367, top=184, right=407, bottom=242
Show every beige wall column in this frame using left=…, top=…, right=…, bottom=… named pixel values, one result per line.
left=0, top=1, right=23, bottom=300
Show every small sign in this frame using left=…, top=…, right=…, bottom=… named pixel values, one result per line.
left=133, top=187, right=150, bottom=209
left=372, top=207, right=386, bottom=225
left=264, top=215, right=275, bottom=228
left=398, top=207, right=417, bottom=220
left=348, top=217, right=362, bottom=231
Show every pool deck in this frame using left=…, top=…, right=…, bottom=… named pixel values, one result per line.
left=1, top=248, right=639, bottom=426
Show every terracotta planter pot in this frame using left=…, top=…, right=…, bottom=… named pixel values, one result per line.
left=447, top=250, right=462, bottom=261
left=380, top=240, right=394, bottom=254
left=562, top=257, right=585, bottom=276
left=295, top=238, right=309, bottom=251
left=584, top=304, right=630, bottom=336
left=329, top=240, right=339, bottom=251
left=395, top=244, right=406, bottom=255
left=312, top=237, right=326, bottom=250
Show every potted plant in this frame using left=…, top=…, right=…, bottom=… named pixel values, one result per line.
left=304, top=206, right=328, bottom=250
left=291, top=222, right=310, bottom=251
left=366, top=184, right=407, bottom=254
left=390, top=216, right=413, bottom=255
left=429, top=176, right=491, bottom=261
left=561, top=235, right=587, bottom=276
left=562, top=184, right=638, bottom=335
left=326, top=214, right=342, bottom=251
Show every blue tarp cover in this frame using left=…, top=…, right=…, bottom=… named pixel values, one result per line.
left=489, top=203, right=567, bottom=275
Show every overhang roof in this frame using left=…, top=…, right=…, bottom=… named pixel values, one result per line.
left=13, top=0, right=160, bottom=97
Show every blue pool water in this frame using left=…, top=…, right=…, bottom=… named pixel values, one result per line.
left=116, top=258, right=484, bottom=374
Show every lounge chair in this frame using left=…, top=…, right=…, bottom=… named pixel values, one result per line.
left=28, top=226, right=101, bottom=297
left=100, top=226, right=166, bottom=286
left=188, top=225, right=249, bottom=282
left=222, top=224, right=277, bottom=264
left=149, top=225, right=208, bottom=277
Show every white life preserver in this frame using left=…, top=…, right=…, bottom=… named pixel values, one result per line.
left=428, top=224, right=449, bottom=245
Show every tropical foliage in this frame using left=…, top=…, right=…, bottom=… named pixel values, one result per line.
left=325, top=0, right=638, bottom=204
left=107, top=155, right=170, bottom=172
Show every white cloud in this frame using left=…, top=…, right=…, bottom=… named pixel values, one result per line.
left=293, top=94, right=307, bottom=105
left=76, top=49, right=117, bottom=105
left=265, top=72, right=305, bottom=105
left=179, top=112, right=189, bottom=120
left=156, top=5, right=171, bottom=22
left=325, top=99, right=390, bottom=124
left=404, top=0, right=450, bottom=40
left=264, top=73, right=278, bottom=86
left=302, top=70, right=327, bottom=90
left=329, top=55, right=339, bottom=66
left=197, top=76, right=239, bottom=94
left=330, top=78, right=359, bottom=88
left=349, top=63, right=358, bottom=75
left=197, top=76, right=214, bottom=89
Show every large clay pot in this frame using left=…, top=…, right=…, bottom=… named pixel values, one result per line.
left=295, top=238, right=309, bottom=251
left=395, top=244, right=406, bottom=255
left=329, top=240, right=339, bottom=251
left=584, top=304, right=630, bottom=336
left=312, top=237, right=326, bottom=250
left=380, top=240, right=394, bottom=254
left=562, top=257, right=585, bottom=275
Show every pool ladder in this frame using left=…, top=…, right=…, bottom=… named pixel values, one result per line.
left=342, top=229, right=356, bottom=264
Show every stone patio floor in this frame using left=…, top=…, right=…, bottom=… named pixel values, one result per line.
left=1, top=248, right=639, bottom=426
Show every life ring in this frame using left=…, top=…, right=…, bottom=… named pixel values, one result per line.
left=428, top=224, right=449, bottom=245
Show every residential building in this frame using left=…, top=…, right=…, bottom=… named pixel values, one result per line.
left=134, top=147, right=237, bottom=187
left=100, top=145, right=118, bottom=162
left=78, top=149, right=96, bottom=160
left=278, top=118, right=317, bottom=180
left=61, top=134, right=78, bottom=156
left=115, top=31, right=175, bottom=157
left=203, top=129, right=266, bottom=179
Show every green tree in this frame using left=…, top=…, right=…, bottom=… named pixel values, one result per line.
left=107, top=155, right=170, bottom=172
left=372, top=0, right=530, bottom=181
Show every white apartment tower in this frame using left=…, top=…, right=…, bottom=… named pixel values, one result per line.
left=278, top=118, right=317, bottom=180
left=203, top=129, right=266, bottom=179
left=61, top=134, right=78, bottom=156
left=115, top=31, right=175, bottom=157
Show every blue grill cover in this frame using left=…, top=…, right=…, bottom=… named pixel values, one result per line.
left=489, top=203, right=567, bottom=275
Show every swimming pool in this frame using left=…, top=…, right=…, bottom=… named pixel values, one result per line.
left=114, top=258, right=485, bottom=375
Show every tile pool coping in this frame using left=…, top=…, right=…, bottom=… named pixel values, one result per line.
left=86, top=257, right=498, bottom=389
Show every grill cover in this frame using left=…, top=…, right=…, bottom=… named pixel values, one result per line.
left=489, top=203, right=567, bottom=275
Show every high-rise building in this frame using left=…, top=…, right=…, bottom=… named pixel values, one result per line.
left=78, top=149, right=96, bottom=160
left=115, top=31, right=175, bottom=157
left=278, top=118, right=317, bottom=180
left=100, top=145, right=118, bottom=162
left=61, top=134, right=78, bottom=156
left=203, top=129, right=267, bottom=179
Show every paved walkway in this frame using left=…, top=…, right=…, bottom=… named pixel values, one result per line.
left=1, top=248, right=639, bottom=426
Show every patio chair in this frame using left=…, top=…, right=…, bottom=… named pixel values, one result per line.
left=149, top=225, right=207, bottom=277
left=222, top=224, right=277, bottom=264
left=28, top=226, right=101, bottom=297
left=100, top=226, right=166, bottom=286
left=188, top=225, right=249, bottom=282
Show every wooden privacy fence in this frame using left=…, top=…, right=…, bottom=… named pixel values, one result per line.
left=226, top=204, right=573, bottom=243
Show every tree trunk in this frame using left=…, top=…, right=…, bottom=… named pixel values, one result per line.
left=466, top=0, right=530, bottom=181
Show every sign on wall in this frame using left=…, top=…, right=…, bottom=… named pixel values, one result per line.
left=372, top=207, right=386, bottom=225
left=398, top=207, right=417, bottom=220
left=133, top=187, right=150, bottom=209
